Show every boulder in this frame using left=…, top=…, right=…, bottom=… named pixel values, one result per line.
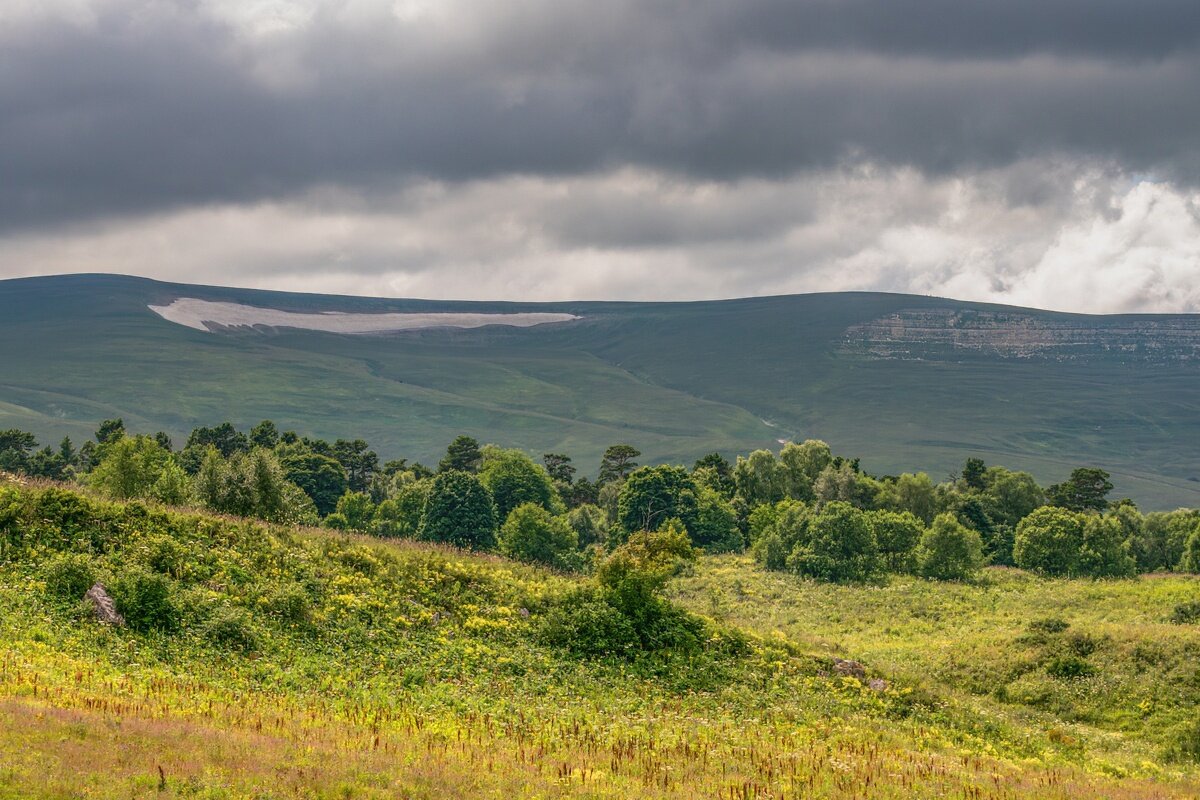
left=84, top=583, right=125, bottom=626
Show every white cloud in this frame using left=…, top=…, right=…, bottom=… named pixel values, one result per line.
left=2, top=162, right=1199, bottom=313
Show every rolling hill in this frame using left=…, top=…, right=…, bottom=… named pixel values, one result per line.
left=2, top=273, right=1199, bottom=508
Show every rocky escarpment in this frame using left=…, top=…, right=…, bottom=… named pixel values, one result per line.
left=842, top=309, right=1200, bottom=363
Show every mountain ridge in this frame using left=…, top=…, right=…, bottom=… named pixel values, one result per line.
left=3, top=272, right=1199, bottom=508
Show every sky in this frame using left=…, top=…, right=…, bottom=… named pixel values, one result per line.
left=2, top=0, right=1199, bottom=312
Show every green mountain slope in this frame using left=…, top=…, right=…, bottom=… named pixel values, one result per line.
left=2, top=273, right=1199, bottom=508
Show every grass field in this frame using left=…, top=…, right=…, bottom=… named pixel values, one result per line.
left=3, top=273, right=1200, bottom=508
left=2, top=481, right=1200, bottom=798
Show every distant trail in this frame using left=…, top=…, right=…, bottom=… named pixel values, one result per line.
left=149, top=298, right=580, bottom=334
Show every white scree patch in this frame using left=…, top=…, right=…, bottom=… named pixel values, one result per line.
left=149, top=298, right=580, bottom=333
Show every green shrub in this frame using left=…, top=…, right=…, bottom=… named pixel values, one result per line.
left=789, top=501, right=880, bottom=583
left=202, top=608, right=259, bottom=653
left=539, top=587, right=637, bottom=658
left=265, top=583, right=312, bottom=625
left=1045, top=654, right=1094, bottom=679
left=142, top=534, right=188, bottom=578
left=418, top=470, right=497, bottom=549
left=1170, top=601, right=1200, bottom=625
left=42, top=553, right=97, bottom=600
left=1029, top=617, right=1070, bottom=635
left=915, top=513, right=983, bottom=581
left=1064, top=631, right=1098, bottom=658
left=1166, top=720, right=1200, bottom=763
left=112, top=569, right=178, bottom=632
left=498, top=503, right=579, bottom=571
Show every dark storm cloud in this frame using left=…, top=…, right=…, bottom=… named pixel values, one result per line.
left=1, top=0, right=1199, bottom=230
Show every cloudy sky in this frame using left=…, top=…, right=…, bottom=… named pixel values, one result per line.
left=2, top=0, right=1199, bottom=312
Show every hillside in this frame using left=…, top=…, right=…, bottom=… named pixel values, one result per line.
left=3, top=273, right=1200, bottom=508
left=3, top=481, right=1199, bottom=798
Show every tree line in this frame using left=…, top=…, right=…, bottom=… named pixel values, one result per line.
left=2, top=423, right=1198, bottom=582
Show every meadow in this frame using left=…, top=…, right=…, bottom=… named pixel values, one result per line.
left=2, top=480, right=1199, bottom=798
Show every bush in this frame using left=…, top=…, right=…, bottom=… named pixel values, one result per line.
left=498, top=503, right=579, bottom=571
left=915, top=513, right=983, bottom=581
left=1029, top=617, right=1070, bottom=635
left=1166, top=720, right=1200, bottom=763
left=202, top=608, right=259, bottom=653
left=265, top=583, right=312, bottom=625
left=569, top=524, right=706, bottom=654
left=789, top=501, right=880, bottom=583
left=1045, top=654, right=1095, bottom=679
left=1014, top=507, right=1084, bottom=576
left=418, top=470, right=497, bottom=549
left=1170, top=601, right=1200, bottom=625
left=141, top=534, right=188, bottom=578
left=868, top=509, right=924, bottom=572
left=42, top=553, right=96, bottom=600
left=112, top=569, right=178, bottom=632
left=539, top=587, right=637, bottom=658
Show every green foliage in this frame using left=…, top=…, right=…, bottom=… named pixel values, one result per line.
left=0, top=429, right=39, bottom=474
left=332, top=491, right=376, bottom=531
left=597, top=523, right=695, bottom=617
left=1166, top=720, right=1200, bottom=764
left=333, top=438, right=379, bottom=493
left=202, top=608, right=259, bottom=653
left=566, top=504, right=607, bottom=549
left=439, top=435, right=482, bottom=473
left=690, top=487, right=742, bottom=553
left=961, top=457, right=987, bottom=491
left=1170, top=601, right=1200, bottom=625
left=616, top=465, right=698, bottom=539
left=498, top=503, right=579, bottom=571
left=88, top=435, right=177, bottom=501
left=112, top=568, right=178, bottom=632
left=372, top=476, right=431, bottom=538
left=1079, top=515, right=1137, bottom=578
left=778, top=440, right=831, bottom=502
left=868, top=509, right=924, bottom=572
left=583, top=524, right=704, bottom=653
left=983, top=468, right=1045, bottom=528
left=692, top=452, right=735, bottom=498
left=248, top=419, right=279, bottom=449
left=279, top=449, right=347, bottom=516
left=790, top=501, right=880, bottom=583
left=890, top=472, right=939, bottom=524
left=94, top=418, right=126, bottom=446
left=419, top=470, right=497, bottom=549
left=749, top=500, right=809, bottom=571
left=733, top=450, right=784, bottom=506
left=1142, top=510, right=1200, bottom=572
left=1014, top=506, right=1085, bottom=576
left=1048, top=468, right=1114, bottom=512
left=598, top=444, right=640, bottom=485
left=41, top=553, right=97, bottom=600
left=185, top=422, right=248, bottom=459
left=1182, top=528, right=1200, bottom=573
left=1045, top=653, right=1095, bottom=679
left=915, top=513, right=983, bottom=581
left=538, top=587, right=638, bottom=657
left=479, top=447, right=561, bottom=521
left=196, top=447, right=304, bottom=523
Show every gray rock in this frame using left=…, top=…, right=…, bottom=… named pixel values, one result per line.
left=84, top=583, right=124, bottom=626
left=868, top=678, right=889, bottom=692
